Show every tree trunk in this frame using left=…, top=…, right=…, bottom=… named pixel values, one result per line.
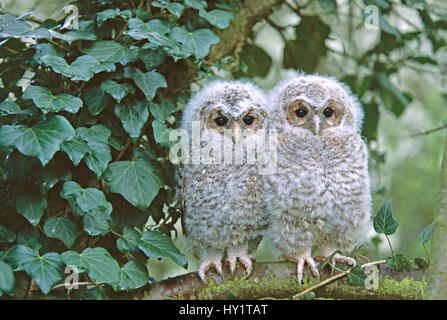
left=425, top=131, right=447, bottom=299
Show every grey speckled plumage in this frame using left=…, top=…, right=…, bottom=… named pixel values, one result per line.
left=178, top=80, right=269, bottom=282
left=264, top=73, right=371, bottom=283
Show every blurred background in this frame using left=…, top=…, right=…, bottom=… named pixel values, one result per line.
left=2, top=0, right=446, bottom=280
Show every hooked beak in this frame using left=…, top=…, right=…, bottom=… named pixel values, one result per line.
left=312, top=114, right=321, bottom=135
left=232, top=122, right=242, bottom=144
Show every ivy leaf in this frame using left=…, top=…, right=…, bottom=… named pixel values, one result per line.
left=83, top=41, right=138, bottom=65
left=119, top=261, right=148, bottom=290
left=124, top=67, right=167, bottom=101
left=101, top=80, right=135, bottom=103
left=137, top=230, right=187, bottom=267
left=152, top=2, right=184, bottom=17
left=43, top=214, right=76, bottom=248
left=61, top=136, right=89, bottom=166
left=149, top=98, right=177, bottom=122
left=0, top=260, right=14, bottom=293
left=185, top=0, right=206, bottom=10
left=76, top=125, right=112, bottom=178
left=116, top=227, right=140, bottom=253
left=82, top=85, right=112, bottom=116
left=0, top=14, right=52, bottom=39
left=0, top=100, right=33, bottom=116
left=387, top=254, right=414, bottom=272
left=23, top=252, right=63, bottom=295
left=373, top=199, right=399, bottom=235
left=199, top=9, right=234, bottom=29
left=152, top=119, right=172, bottom=145
left=23, top=86, right=83, bottom=114
left=125, top=18, right=177, bottom=49
left=114, top=100, right=149, bottom=140
left=16, top=195, right=47, bottom=226
left=0, top=115, right=75, bottom=166
left=170, top=27, right=219, bottom=59
left=6, top=244, right=38, bottom=271
left=418, top=222, right=434, bottom=244
left=346, top=265, right=367, bottom=286
left=61, top=248, right=120, bottom=286
left=96, top=8, right=132, bottom=26
left=61, top=181, right=112, bottom=236
left=0, top=224, right=16, bottom=243
left=104, top=159, right=162, bottom=211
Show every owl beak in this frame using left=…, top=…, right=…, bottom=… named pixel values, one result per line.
left=232, top=123, right=242, bottom=144
left=312, top=114, right=321, bottom=135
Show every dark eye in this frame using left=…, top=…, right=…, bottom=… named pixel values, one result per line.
left=295, top=108, right=307, bottom=118
left=323, top=108, right=334, bottom=117
left=214, top=116, right=227, bottom=126
left=243, top=115, right=254, bottom=125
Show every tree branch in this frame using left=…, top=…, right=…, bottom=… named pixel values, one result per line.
left=205, top=0, right=285, bottom=63
left=144, top=261, right=427, bottom=300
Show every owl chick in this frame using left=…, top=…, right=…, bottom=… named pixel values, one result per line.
left=178, top=80, right=269, bottom=283
left=264, top=73, right=371, bottom=284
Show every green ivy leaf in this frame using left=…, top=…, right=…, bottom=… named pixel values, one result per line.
left=116, top=227, right=140, bottom=253
left=104, top=159, right=161, bottom=211
left=377, top=72, right=411, bottom=116
left=418, top=222, right=434, bottom=244
left=152, top=2, right=184, bottom=17
left=125, top=18, right=178, bottom=50
left=76, top=125, right=112, bottom=178
left=61, top=136, right=89, bottom=166
left=137, top=230, right=187, bottom=267
left=0, top=224, right=16, bottom=243
left=124, top=67, right=167, bottom=101
left=0, top=100, right=33, bottom=116
left=23, top=252, right=63, bottom=295
left=346, top=265, right=367, bottom=286
left=373, top=199, right=399, bottom=235
left=119, top=261, right=148, bottom=290
left=84, top=41, right=138, bottom=65
left=199, top=9, right=234, bottom=29
left=185, top=0, right=206, bottom=10
left=0, top=115, right=75, bottom=166
left=152, top=119, right=172, bottom=145
left=82, top=85, right=112, bottom=116
left=96, top=8, right=132, bottom=26
left=6, top=244, right=38, bottom=271
left=236, top=44, right=272, bottom=78
left=149, top=98, right=176, bottom=122
left=43, top=214, right=76, bottom=248
left=16, top=195, right=47, bottom=226
left=23, top=86, right=83, bottom=114
left=114, top=100, right=149, bottom=141
left=170, top=27, right=219, bottom=59
left=101, top=80, right=135, bottom=103
left=387, top=254, right=414, bottom=272
left=61, top=181, right=112, bottom=235
left=0, top=260, right=14, bottom=293
left=0, top=14, right=52, bottom=39
left=61, top=247, right=120, bottom=286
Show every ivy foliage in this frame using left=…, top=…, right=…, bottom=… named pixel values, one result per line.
left=0, top=0, right=239, bottom=299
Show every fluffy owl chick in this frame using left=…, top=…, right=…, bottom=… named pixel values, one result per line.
left=179, top=80, right=269, bottom=283
left=265, top=73, right=371, bottom=284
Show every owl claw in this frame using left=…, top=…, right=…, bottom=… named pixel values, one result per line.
left=329, top=254, right=356, bottom=274
left=286, top=255, right=319, bottom=285
left=225, top=254, right=255, bottom=277
left=198, top=260, right=223, bottom=284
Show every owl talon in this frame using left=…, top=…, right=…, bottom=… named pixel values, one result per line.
left=225, top=254, right=255, bottom=277
left=289, top=255, right=319, bottom=285
left=330, top=254, right=356, bottom=274
left=198, top=260, right=223, bottom=284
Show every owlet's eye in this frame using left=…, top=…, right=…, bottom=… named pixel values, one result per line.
left=295, top=108, right=307, bottom=118
left=243, top=115, right=254, bottom=125
left=214, top=116, right=227, bottom=126
left=323, top=108, right=334, bottom=118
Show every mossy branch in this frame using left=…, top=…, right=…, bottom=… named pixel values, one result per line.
left=144, top=261, right=427, bottom=300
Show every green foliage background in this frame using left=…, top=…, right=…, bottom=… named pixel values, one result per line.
left=0, top=0, right=446, bottom=299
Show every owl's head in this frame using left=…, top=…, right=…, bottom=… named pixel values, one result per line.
left=182, top=80, right=268, bottom=143
left=269, top=73, right=364, bottom=136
